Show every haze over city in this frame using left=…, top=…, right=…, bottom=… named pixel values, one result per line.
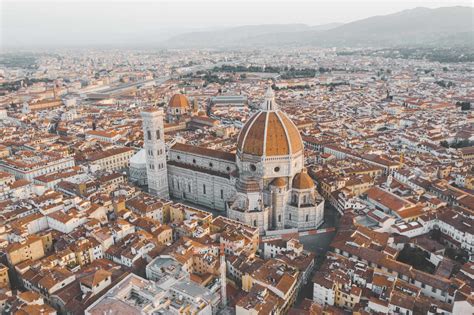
left=2, top=0, right=473, bottom=48
left=0, top=1, right=473, bottom=315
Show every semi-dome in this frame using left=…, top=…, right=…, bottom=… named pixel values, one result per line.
left=292, top=169, right=314, bottom=190
left=237, top=88, right=303, bottom=157
left=270, top=177, right=287, bottom=187
left=169, top=94, right=190, bottom=109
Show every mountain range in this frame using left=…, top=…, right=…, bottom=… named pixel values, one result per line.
left=161, top=6, right=473, bottom=48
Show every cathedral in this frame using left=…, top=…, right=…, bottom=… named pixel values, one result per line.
left=141, top=88, right=325, bottom=234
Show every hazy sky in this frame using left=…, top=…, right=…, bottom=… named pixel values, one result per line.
left=2, top=0, right=472, bottom=48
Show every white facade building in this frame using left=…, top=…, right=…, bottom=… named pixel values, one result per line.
left=144, top=89, right=325, bottom=235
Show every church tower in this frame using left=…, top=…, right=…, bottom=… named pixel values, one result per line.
left=141, top=107, right=169, bottom=198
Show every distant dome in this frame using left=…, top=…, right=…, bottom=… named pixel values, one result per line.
left=292, top=170, right=314, bottom=190
left=168, top=94, right=190, bottom=109
left=237, top=89, right=303, bottom=158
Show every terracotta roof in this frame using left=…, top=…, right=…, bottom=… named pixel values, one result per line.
left=171, top=142, right=235, bottom=162
left=237, top=110, right=303, bottom=157
left=80, top=269, right=111, bottom=288
left=271, top=177, right=287, bottom=187
left=292, top=169, right=314, bottom=190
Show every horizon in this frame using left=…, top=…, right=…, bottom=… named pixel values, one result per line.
left=1, top=0, right=473, bottom=49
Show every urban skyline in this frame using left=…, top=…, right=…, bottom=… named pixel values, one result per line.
left=0, top=1, right=473, bottom=315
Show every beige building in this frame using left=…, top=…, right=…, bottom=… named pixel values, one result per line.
left=84, top=147, right=134, bottom=172
left=6, top=236, right=45, bottom=265
left=0, top=263, right=10, bottom=289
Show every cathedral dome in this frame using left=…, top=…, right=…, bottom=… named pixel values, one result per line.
left=292, top=169, right=314, bottom=190
left=237, top=88, right=303, bottom=158
left=169, top=94, right=190, bottom=109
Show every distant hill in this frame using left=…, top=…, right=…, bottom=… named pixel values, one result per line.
left=162, top=6, right=473, bottom=48
left=313, top=6, right=474, bottom=47
left=162, top=23, right=342, bottom=48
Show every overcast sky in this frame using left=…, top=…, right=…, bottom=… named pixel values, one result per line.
left=2, top=0, right=472, bottom=48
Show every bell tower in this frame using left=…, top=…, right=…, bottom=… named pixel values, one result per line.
left=141, top=107, right=169, bottom=198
